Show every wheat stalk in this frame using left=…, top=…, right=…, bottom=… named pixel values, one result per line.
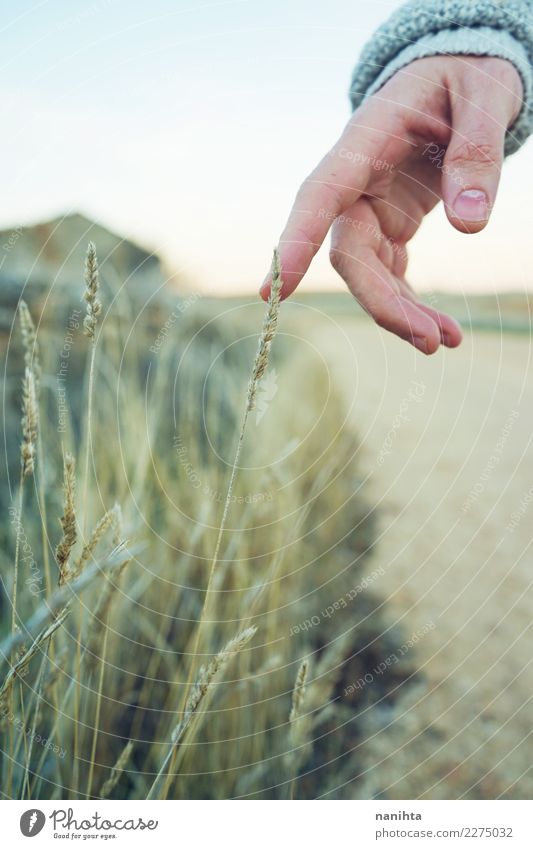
left=0, top=609, right=70, bottom=720
left=85, top=557, right=130, bottom=668
left=290, top=658, right=309, bottom=725
left=85, top=555, right=130, bottom=798
left=148, top=625, right=257, bottom=799
left=12, top=367, right=39, bottom=639
left=81, top=242, right=101, bottom=535
left=83, top=242, right=101, bottom=341
left=19, top=299, right=53, bottom=596
left=7, top=364, right=40, bottom=795
left=19, top=300, right=42, bottom=390
left=288, top=657, right=311, bottom=799
left=247, top=249, right=283, bottom=412
left=73, top=507, right=115, bottom=578
left=73, top=241, right=103, bottom=795
left=21, top=368, right=38, bottom=480
left=100, top=741, right=134, bottom=799
left=56, top=452, right=77, bottom=585
left=186, top=250, right=282, bottom=692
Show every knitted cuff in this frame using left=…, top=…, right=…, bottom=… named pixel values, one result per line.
left=350, top=1, right=533, bottom=155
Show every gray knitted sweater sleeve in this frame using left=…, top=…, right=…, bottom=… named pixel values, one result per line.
left=350, top=0, right=533, bottom=155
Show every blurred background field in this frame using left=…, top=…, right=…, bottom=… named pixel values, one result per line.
left=1, top=216, right=532, bottom=799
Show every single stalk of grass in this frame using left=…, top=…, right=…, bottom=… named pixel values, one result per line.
left=84, top=555, right=130, bottom=669
left=6, top=368, right=38, bottom=796
left=81, top=241, right=101, bottom=535
left=184, top=249, right=282, bottom=693
left=290, top=659, right=309, bottom=725
left=56, top=452, right=77, bottom=586
left=100, top=740, right=134, bottom=799
left=148, top=625, right=257, bottom=800
left=73, top=507, right=115, bottom=579
left=72, top=504, right=114, bottom=797
left=18, top=301, right=51, bottom=596
left=85, top=554, right=130, bottom=799
left=288, top=657, right=310, bottom=800
left=85, top=609, right=110, bottom=799
left=18, top=300, right=42, bottom=387
left=19, top=648, right=48, bottom=799
left=13, top=368, right=39, bottom=634
left=75, top=242, right=101, bottom=795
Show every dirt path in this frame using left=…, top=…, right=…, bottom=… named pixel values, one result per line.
left=315, top=317, right=533, bottom=799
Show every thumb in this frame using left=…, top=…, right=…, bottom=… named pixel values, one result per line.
left=442, top=81, right=508, bottom=234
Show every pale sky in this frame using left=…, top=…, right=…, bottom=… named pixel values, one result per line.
left=1, top=0, right=532, bottom=295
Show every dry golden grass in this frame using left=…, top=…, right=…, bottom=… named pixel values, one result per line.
left=0, top=246, right=381, bottom=800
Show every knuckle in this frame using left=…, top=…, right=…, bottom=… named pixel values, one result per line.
left=465, top=57, right=521, bottom=92
left=282, top=225, right=316, bottom=250
left=447, top=137, right=500, bottom=168
left=319, top=180, right=345, bottom=214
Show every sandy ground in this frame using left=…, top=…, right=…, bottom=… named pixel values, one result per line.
left=314, top=316, right=533, bottom=799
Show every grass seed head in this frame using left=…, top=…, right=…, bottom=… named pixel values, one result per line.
left=56, top=452, right=77, bottom=585
left=21, top=367, right=39, bottom=478
left=290, top=657, right=309, bottom=725
left=171, top=625, right=257, bottom=747
left=74, top=506, right=116, bottom=578
left=247, top=249, right=282, bottom=412
left=83, top=241, right=102, bottom=340
left=100, top=740, right=134, bottom=798
left=19, top=300, right=42, bottom=389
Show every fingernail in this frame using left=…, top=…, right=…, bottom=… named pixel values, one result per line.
left=453, top=189, right=489, bottom=222
left=413, top=336, right=429, bottom=354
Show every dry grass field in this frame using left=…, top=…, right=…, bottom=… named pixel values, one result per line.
left=1, top=251, right=531, bottom=800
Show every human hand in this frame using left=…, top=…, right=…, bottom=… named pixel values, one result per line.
left=260, top=56, right=523, bottom=353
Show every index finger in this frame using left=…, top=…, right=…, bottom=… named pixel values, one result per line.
left=260, top=126, right=380, bottom=300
